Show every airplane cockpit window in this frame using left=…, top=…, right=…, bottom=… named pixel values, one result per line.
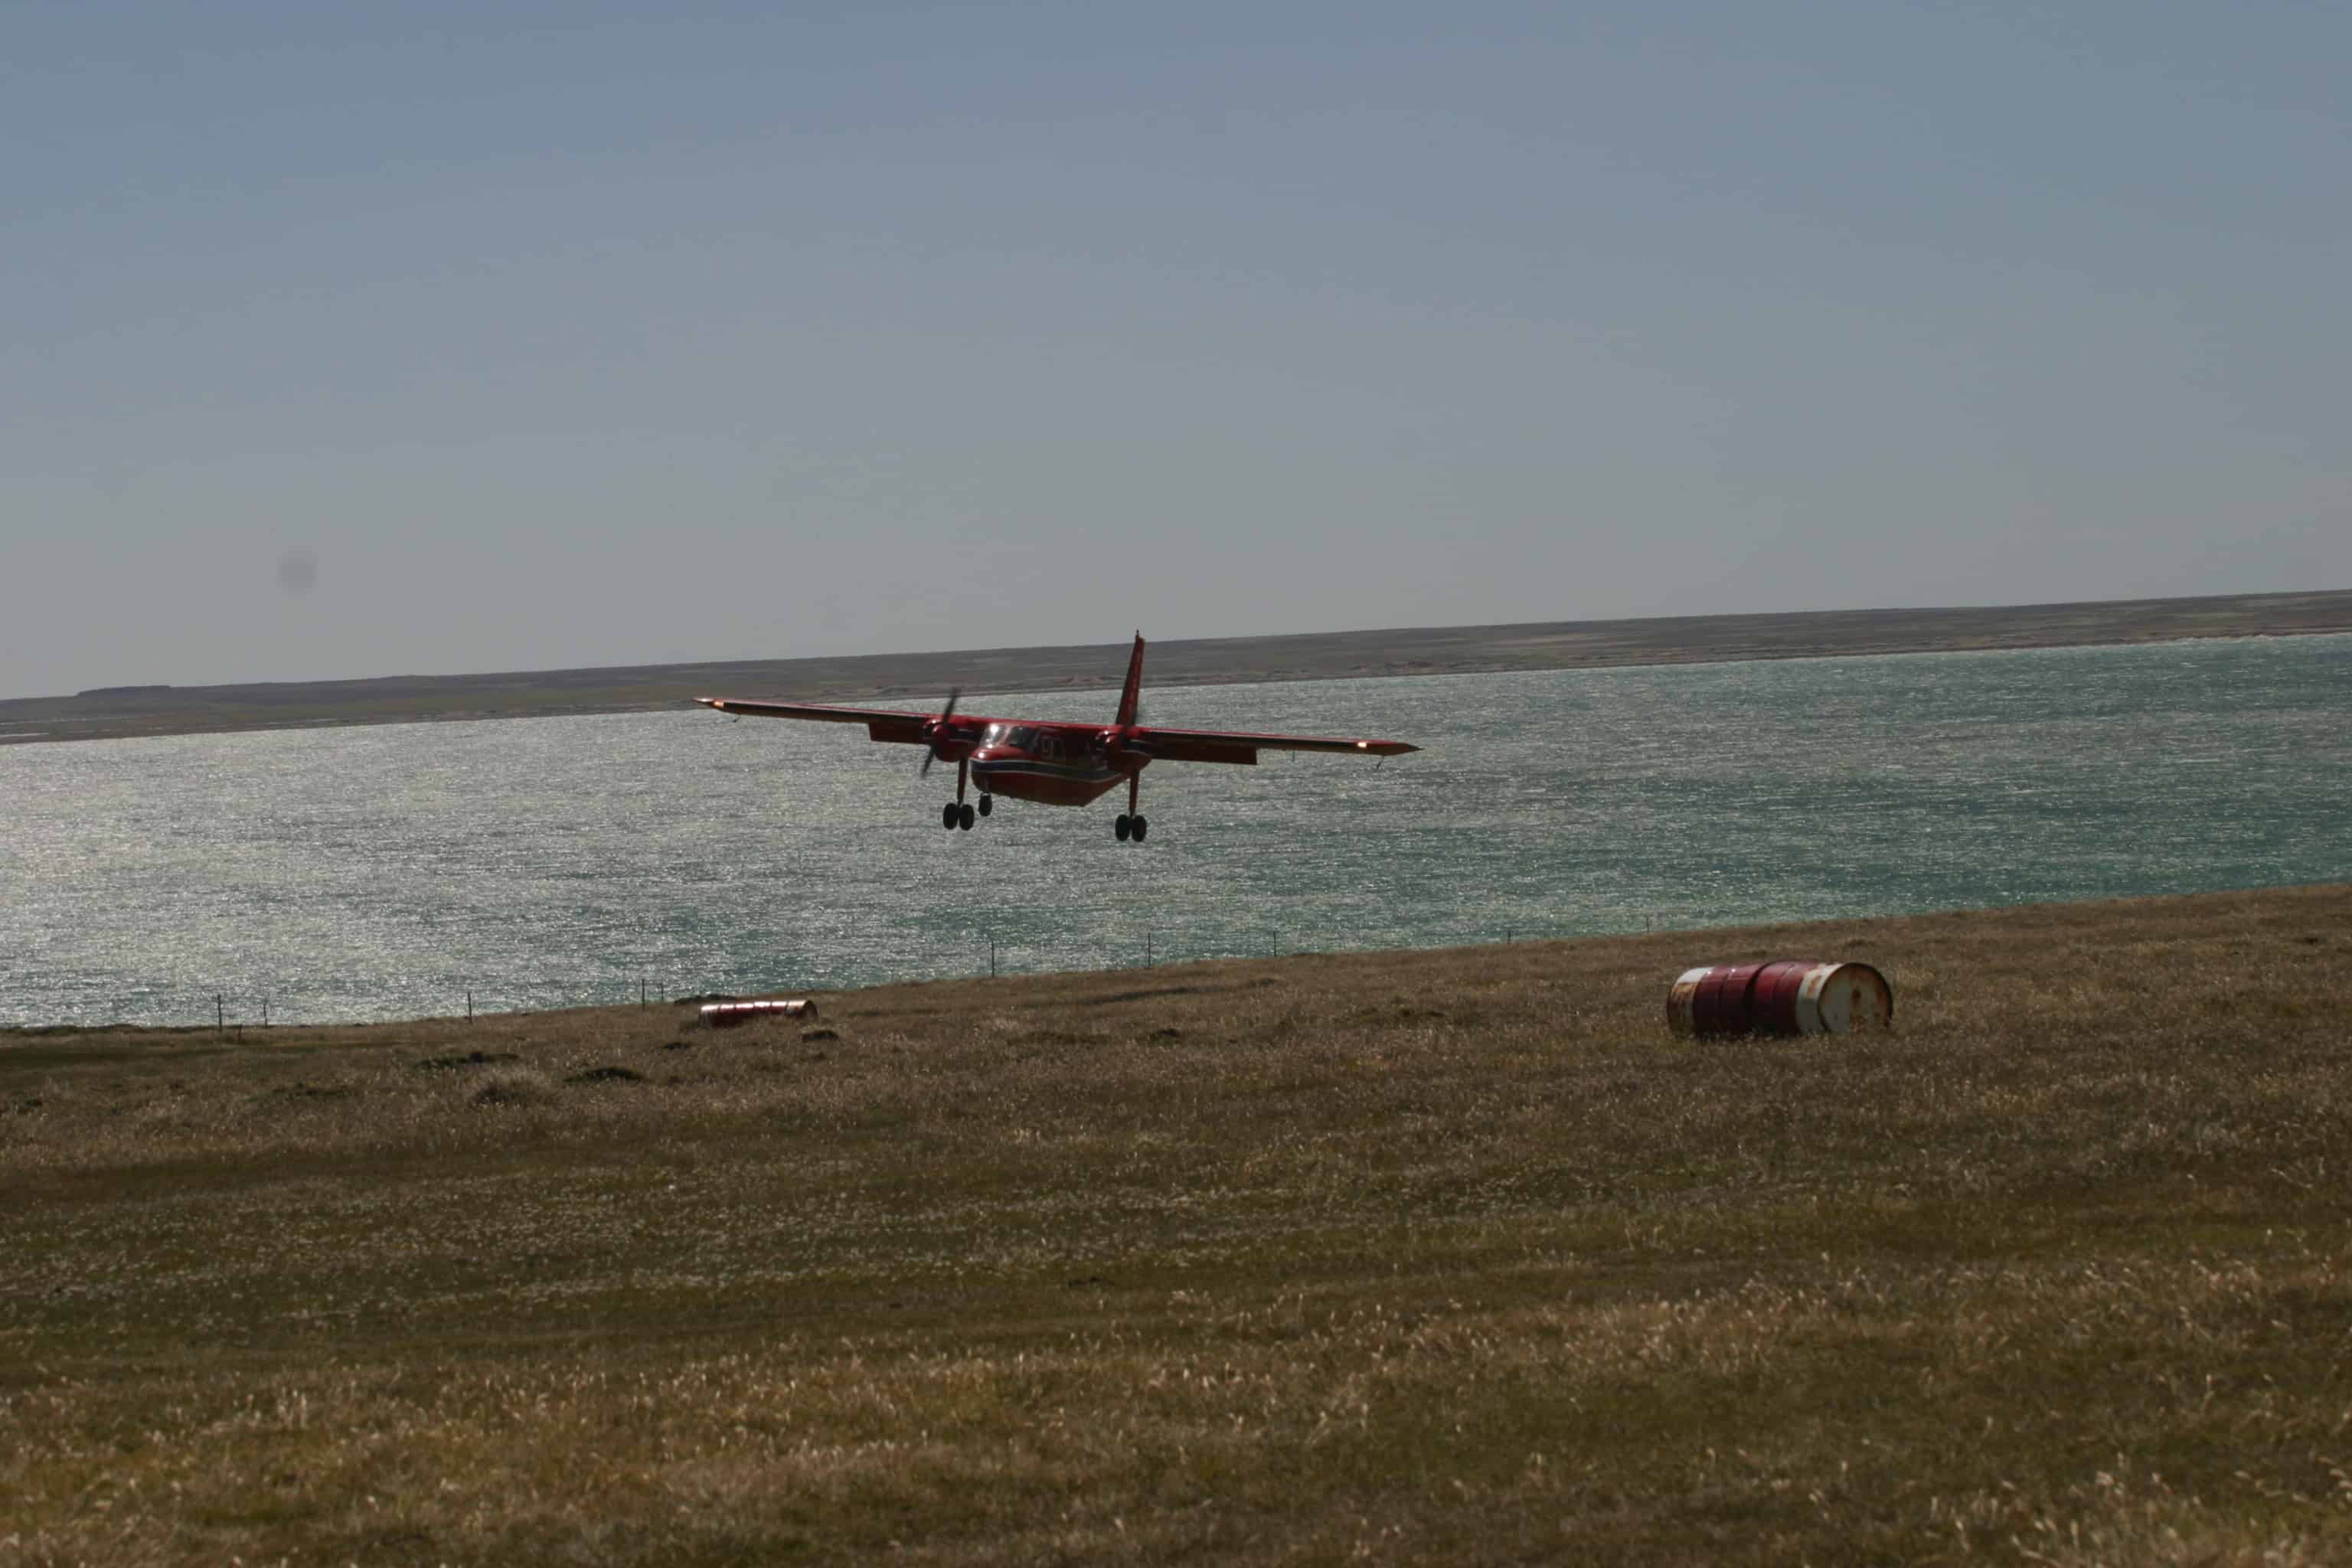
left=1007, top=726, right=1038, bottom=749
left=983, top=724, right=1008, bottom=745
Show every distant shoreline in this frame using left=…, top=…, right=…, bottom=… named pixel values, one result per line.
left=4, top=587, right=2347, bottom=746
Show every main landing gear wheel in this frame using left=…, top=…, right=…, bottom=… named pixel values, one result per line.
left=978, top=794, right=992, bottom=816
left=940, top=802, right=959, bottom=831
left=1114, top=814, right=1150, bottom=843
left=959, top=802, right=975, bottom=831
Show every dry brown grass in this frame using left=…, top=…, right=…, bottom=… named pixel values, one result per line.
left=5, top=885, right=2352, bottom=1563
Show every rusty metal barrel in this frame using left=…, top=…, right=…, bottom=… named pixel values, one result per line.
left=699, top=999, right=818, bottom=1027
left=1668, top=961, right=1891, bottom=1039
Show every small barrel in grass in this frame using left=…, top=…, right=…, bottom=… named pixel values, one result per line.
left=1696, top=961, right=1772, bottom=1037
left=1668, top=961, right=1892, bottom=1039
left=700, top=999, right=818, bottom=1027
left=1794, top=962, right=1893, bottom=1034
left=1750, top=960, right=1815, bottom=1034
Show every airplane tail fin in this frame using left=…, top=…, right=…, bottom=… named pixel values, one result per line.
left=1114, top=632, right=1145, bottom=728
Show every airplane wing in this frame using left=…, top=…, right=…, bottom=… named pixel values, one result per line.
left=697, top=697, right=934, bottom=746
left=1127, top=725, right=1419, bottom=767
left=697, top=695, right=1416, bottom=763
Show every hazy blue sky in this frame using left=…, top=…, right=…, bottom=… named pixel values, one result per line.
left=5, top=1, right=2346, bottom=697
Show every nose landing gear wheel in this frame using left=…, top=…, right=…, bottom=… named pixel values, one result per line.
left=978, top=794, right=992, bottom=816
left=958, top=802, right=975, bottom=831
left=1114, top=814, right=1132, bottom=842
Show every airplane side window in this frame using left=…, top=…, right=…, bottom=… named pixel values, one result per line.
left=1008, top=726, right=1037, bottom=749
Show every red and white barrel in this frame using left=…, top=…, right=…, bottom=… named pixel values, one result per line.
left=699, top=999, right=818, bottom=1027
left=1667, top=966, right=1713, bottom=1037
left=1792, top=962, right=1892, bottom=1034
left=1668, top=961, right=1891, bottom=1039
left=1750, top=960, right=1815, bottom=1034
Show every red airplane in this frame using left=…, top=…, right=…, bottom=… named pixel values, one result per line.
left=698, top=633, right=1418, bottom=842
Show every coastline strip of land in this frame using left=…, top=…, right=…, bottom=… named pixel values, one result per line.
left=5, top=586, right=2347, bottom=745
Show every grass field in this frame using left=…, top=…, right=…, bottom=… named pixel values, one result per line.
left=5, top=884, right=2351, bottom=1563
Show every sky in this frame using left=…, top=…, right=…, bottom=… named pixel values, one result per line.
left=4, top=1, right=2347, bottom=697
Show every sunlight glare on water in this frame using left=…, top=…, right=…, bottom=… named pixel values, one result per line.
left=3, top=635, right=2347, bottom=1025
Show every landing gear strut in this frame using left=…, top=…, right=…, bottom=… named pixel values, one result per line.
left=940, top=759, right=977, bottom=831
left=1113, top=772, right=1148, bottom=843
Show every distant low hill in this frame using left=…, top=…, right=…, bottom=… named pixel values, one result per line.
left=4, top=588, right=2347, bottom=746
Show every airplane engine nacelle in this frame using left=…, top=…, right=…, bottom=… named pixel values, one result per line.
left=1096, top=727, right=1139, bottom=770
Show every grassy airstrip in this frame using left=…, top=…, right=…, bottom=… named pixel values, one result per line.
left=5, top=885, right=2351, bottom=1564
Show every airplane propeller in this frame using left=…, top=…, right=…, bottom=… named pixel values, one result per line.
left=918, top=688, right=962, bottom=779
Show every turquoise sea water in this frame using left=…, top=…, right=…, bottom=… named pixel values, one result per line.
left=4, top=635, right=2348, bottom=1027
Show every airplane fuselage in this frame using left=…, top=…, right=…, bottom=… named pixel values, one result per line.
left=961, top=721, right=1133, bottom=808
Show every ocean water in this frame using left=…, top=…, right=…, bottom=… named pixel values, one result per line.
left=4, top=635, right=2348, bottom=1027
